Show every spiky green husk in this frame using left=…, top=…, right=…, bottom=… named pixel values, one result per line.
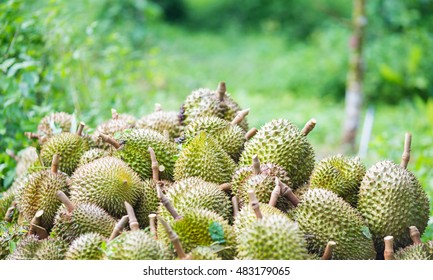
left=15, top=147, right=39, bottom=176
left=37, top=112, right=73, bottom=145
left=295, top=188, right=376, bottom=260
left=78, top=148, right=109, bottom=167
left=113, top=129, right=178, bottom=181
left=40, top=133, right=90, bottom=175
left=16, top=170, right=69, bottom=229
left=70, top=157, right=142, bottom=218
left=65, top=233, right=105, bottom=260
left=357, top=160, right=430, bottom=253
left=239, top=119, right=314, bottom=188
left=309, top=155, right=365, bottom=207
left=183, top=116, right=245, bottom=161
left=237, top=215, right=310, bottom=260
left=180, top=87, right=248, bottom=131
left=174, top=132, right=236, bottom=184
left=105, top=230, right=171, bottom=260
left=6, top=234, right=40, bottom=260
left=136, top=111, right=181, bottom=140
left=395, top=244, right=433, bottom=260
left=93, top=116, right=135, bottom=149
left=188, top=246, right=222, bottom=260
left=52, top=203, right=117, bottom=243
left=157, top=208, right=236, bottom=259
left=34, top=238, right=67, bottom=260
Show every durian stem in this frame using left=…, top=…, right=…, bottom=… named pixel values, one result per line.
left=76, top=122, right=85, bottom=136
left=409, top=226, right=422, bottom=245
left=51, top=154, right=60, bottom=174
left=230, top=109, right=250, bottom=126
left=149, top=214, right=158, bottom=240
left=124, top=201, right=140, bottom=231
left=111, top=108, right=119, bottom=120
left=4, top=201, right=17, bottom=222
left=269, top=183, right=280, bottom=207
left=232, top=196, right=239, bottom=217
left=55, top=191, right=75, bottom=213
left=321, top=241, right=336, bottom=260
left=400, top=132, right=411, bottom=169
left=252, top=155, right=261, bottom=175
left=247, top=190, right=263, bottom=219
left=157, top=183, right=182, bottom=220
left=157, top=215, right=187, bottom=260
left=219, top=183, right=232, bottom=191
left=29, top=210, right=48, bottom=239
left=301, top=118, right=317, bottom=136
left=99, top=133, right=121, bottom=149
left=148, top=147, right=160, bottom=182
left=25, top=132, right=40, bottom=140
left=155, top=103, right=162, bottom=112
left=384, top=236, right=395, bottom=260
left=276, top=178, right=300, bottom=207
left=245, top=128, right=258, bottom=140
left=216, top=82, right=226, bottom=101
left=109, top=215, right=129, bottom=241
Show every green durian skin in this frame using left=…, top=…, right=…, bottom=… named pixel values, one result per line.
left=34, top=238, right=68, bottom=260
left=295, top=188, right=376, bottom=260
left=188, top=246, right=222, bottom=260
left=78, top=148, right=109, bottom=167
left=310, top=155, right=366, bottom=207
left=105, top=230, right=172, bottom=260
left=357, top=160, right=430, bottom=253
left=239, top=119, right=315, bottom=188
left=6, top=234, right=40, bottom=260
left=136, top=110, right=181, bottom=140
left=395, top=243, right=433, bottom=260
left=237, top=215, right=310, bottom=260
left=40, top=132, right=90, bottom=175
left=113, top=129, right=178, bottom=181
left=65, top=232, right=105, bottom=260
left=174, top=132, right=236, bottom=184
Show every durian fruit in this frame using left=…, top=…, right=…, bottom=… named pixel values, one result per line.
left=33, top=237, right=68, bottom=260
left=39, top=122, right=91, bottom=175
left=136, top=103, right=182, bottom=140
left=6, top=234, right=40, bottom=260
left=179, top=82, right=248, bottom=131
left=187, top=246, right=222, bottom=260
left=78, top=148, right=109, bottom=167
left=93, top=109, right=136, bottom=149
left=101, top=129, right=178, bottom=181
left=357, top=133, right=430, bottom=253
left=52, top=191, right=117, bottom=243
left=174, top=131, right=236, bottom=184
left=239, top=118, right=316, bottom=189
left=36, top=112, right=74, bottom=145
left=70, top=156, right=143, bottom=218
left=236, top=190, right=310, bottom=260
left=181, top=112, right=248, bottom=161
left=8, top=146, right=39, bottom=176
left=294, top=188, right=376, bottom=260
left=387, top=227, right=433, bottom=260
left=16, top=154, right=70, bottom=230
left=65, top=232, right=105, bottom=260
left=309, top=155, right=365, bottom=207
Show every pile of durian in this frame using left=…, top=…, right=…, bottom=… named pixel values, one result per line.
left=1, top=82, right=432, bottom=260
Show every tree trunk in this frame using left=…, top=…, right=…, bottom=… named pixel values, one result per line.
left=342, top=0, right=367, bottom=153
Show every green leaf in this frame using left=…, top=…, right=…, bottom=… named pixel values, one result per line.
left=208, top=221, right=225, bottom=244
left=361, top=226, right=372, bottom=239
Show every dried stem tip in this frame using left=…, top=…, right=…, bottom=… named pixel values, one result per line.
left=219, top=183, right=232, bottom=191
left=301, top=118, right=317, bottom=136
left=157, top=215, right=187, bottom=260
left=245, top=128, right=258, bottom=140
left=269, top=183, right=280, bottom=207
left=149, top=214, right=158, bottom=240
left=148, top=147, right=160, bottom=182
left=252, top=155, right=261, bottom=175
left=51, top=154, right=60, bottom=174
left=109, top=215, right=129, bottom=241
left=384, top=236, right=395, bottom=260
left=248, top=189, right=263, bottom=219
left=4, top=202, right=17, bottom=222
left=99, top=133, right=121, bottom=149
left=157, top=183, right=181, bottom=220
left=400, top=132, right=412, bottom=169
left=232, top=196, right=239, bottom=217
left=25, top=132, right=40, bottom=139
left=124, top=201, right=139, bottom=231
left=111, top=108, right=119, bottom=120
left=231, top=108, right=250, bottom=126
left=216, top=82, right=226, bottom=101
left=276, top=178, right=299, bottom=207
left=29, top=210, right=48, bottom=239
left=76, top=122, right=85, bottom=136
left=409, top=226, right=422, bottom=245
left=321, top=241, right=337, bottom=260
left=56, top=191, right=75, bottom=213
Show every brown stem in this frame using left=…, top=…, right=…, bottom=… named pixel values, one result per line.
left=4, top=201, right=17, bottom=222
left=231, top=109, right=250, bottom=126
left=409, top=226, right=422, bottom=245
left=216, top=82, right=226, bottom=101
left=51, top=154, right=60, bottom=174
left=56, top=191, right=75, bottom=213
left=109, top=215, right=129, bottom=241
left=99, top=133, right=121, bottom=149
left=400, top=132, right=411, bottom=169
left=111, top=108, right=119, bottom=120
left=301, top=118, right=317, bottom=136
left=276, top=178, right=299, bottom=207
left=269, top=183, right=280, bottom=207
left=321, top=241, right=336, bottom=260
left=157, top=183, right=181, bottom=220
left=154, top=103, right=162, bottom=112
left=384, top=236, right=395, bottom=260
left=149, top=214, right=157, bottom=240
left=245, top=128, right=258, bottom=140
left=124, top=201, right=139, bottom=231
left=157, top=215, right=187, bottom=259
left=148, top=147, right=160, bottom=182
left=218, top=183, right=232, bottom=191
left=247, top=189, right=263, bottom=219
left=252, top=155, right=261, bottom=175
left=232, top=196, right=239, bottom=217
left=76, top=122, right=85, bottom=136
left=25, top=132, right=40, bottom=140
left=29, top=210, right=48, bottom=239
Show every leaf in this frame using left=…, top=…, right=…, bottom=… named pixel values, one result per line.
left=0, top=58, right=16, bottom=73
left=361, top=226, right=372, bottom=239
left=208, top=221, right=225, bottom=244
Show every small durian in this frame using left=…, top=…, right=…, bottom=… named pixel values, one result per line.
left=33, top=237, right=68, bottom=260
left=36, top=112, right=74, bottom=145
left=78, top=148, right=110, bottom=167
left=8, top=147, right=39, bottom=176
left=93, top=109, right=136, bottom=149
left=6, top=234, right=40, bottom=260
left=136, top=104, right=182, bottom=140
left=65, top=232, right=105, bottom=260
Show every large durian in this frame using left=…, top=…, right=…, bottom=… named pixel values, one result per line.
left=65, top=232, right=105, bottom=260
